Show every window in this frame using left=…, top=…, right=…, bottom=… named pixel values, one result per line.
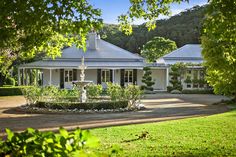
left=124, top=70, right=133, bottom=83
left=65, top=70, right=73, bottom=82
left=101, top=70, right=110, bottom=82
left=187, top=84, right=191, bottom=88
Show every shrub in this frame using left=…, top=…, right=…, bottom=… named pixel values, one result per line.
left=21, top=86, right=41, bottom=104
left=141, top=67, right=155, bottom=91
left=182, top=89, right=214, bottom=94
left=36, top=100, right=129, bottom=110
left=106, top=82, right=123, bottom=101
left=87, top=84, right=103, bottom=98
left=124, top=85, right=143, bottom=106
left=0, top=86, right=31, bottom=96
left=0, top=127, right=102, bottom=156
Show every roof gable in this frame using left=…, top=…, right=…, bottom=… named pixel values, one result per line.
left=163, top=44, right=202, bottom=59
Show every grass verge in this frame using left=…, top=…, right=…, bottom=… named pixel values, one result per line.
left=91, top=109, right=236, bottom=156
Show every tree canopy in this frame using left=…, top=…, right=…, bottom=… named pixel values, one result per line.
left=201, top=0, right=236, bottom=99
left=101, top=5, right=206, bottom=54
left=141, top=37, right=177, bottom=62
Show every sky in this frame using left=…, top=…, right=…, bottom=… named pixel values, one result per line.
left=88, top=0, right=208, bottom=24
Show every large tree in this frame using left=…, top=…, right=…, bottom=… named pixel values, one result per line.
left=141, top=37, right=177, bottom=62
left=201, top=0, right=236, bottom=100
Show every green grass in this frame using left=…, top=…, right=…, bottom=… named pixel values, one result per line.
left=91, top=109, right=236, bottom=157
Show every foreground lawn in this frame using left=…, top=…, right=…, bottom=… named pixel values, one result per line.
left=91, top=109, right=236, bottom=156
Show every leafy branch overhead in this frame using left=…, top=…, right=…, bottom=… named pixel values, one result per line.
left=118, top=0, right=189, bottom=34
left=0, top=0, right=103, bottom=61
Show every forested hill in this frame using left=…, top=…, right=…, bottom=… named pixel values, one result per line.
left=100, top=5, right=207, bottom=54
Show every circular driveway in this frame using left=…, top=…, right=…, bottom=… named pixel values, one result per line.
left=0, top=94, right=230, bottom=134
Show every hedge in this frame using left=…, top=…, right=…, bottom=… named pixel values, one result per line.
left=0, top=86, right=32, bottom=96
left=182, top=89, right=214, bottom=94
left=35, top=100, right=129, bottom=110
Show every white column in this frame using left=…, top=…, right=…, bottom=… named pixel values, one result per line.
left=49, top=69, right=52, bottom=85
left=22, top=68, right=25, bottom=85
left=18, top=68, right=21, bottom=86
left=166, top=67, right=169, bottom=87
left=112, top=69, right=115, bottom=83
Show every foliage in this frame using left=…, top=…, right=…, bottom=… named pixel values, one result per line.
left=100, top=5, right=206, bottom=54
left=118, top=0, right=188, bottom=35
left=3, top=77, right=16, bottom=86
left=184, top=76, right=192, bottom=84
left=141, top=37, right=177, bottom=62
left=92, top=110, right=236, bottom=156
left=87, top=84, right=103, bottom=98
left=36, top=100, right=128, bottom=110
left=124, top=85, right=143, bottom=107
left=21, top=86, right=81, bottom=104
left=141, top=67, right=155, bottom=91
left=0, top=127, right=103, bottom=157
left=168, top=63, right=186, bottom=92
left=201, top=0, right=236, bottom=100
left=106, top=83, right=123, bottom=101
left=0, top=86, right=31, bottom=96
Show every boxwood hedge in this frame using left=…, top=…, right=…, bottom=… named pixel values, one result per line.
left=36, top=100, right=129, bottom=110
left=0, top=86, right=32, bottom=96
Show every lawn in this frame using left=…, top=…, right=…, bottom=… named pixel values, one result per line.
left=91, top=109, right=236, bottom=157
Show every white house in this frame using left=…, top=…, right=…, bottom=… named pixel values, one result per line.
left=18, top=33, right=204, bottom=91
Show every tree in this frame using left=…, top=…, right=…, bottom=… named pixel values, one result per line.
left=141, top=37, right=177, bottom=62
left=201, top=0, right=236, bottom=100
left=141, top=67, right=155, bottom=91
left=168, top=63, right=186, bottom=92
left=0, top=0, right=102, bottom=85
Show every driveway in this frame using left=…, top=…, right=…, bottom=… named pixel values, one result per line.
left=0, top=94, right=230, bottom=134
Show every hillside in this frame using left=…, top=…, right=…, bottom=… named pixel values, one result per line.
left=100, top=5, right=207, bottom=54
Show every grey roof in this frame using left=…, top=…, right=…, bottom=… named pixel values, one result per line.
left=157, top=44, right=203, bottom=65
left=59, top=39, right=143, bottom=60
left=20, top=38, right=144, bottom=69
left=163, top=44, right=202, bottom=59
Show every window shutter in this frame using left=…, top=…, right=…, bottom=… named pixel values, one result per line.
left=73, top=69, right=77, bottom=81
left=133, top=69, right=137, bottom=85
left=60, top=69, right=64, bottom=88
left=120, top=69, right=125, bottom=87
left=110, top=69, right=113, bottom=82
left=97, top=69, right=101, bottom=84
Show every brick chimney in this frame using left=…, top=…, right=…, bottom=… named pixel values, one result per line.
left=88, top=32, right=97, bottom=50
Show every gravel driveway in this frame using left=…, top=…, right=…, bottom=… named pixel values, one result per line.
left=0, top=94, right=230, bottom=134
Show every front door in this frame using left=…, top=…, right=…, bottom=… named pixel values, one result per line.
left=64, top=69, right=73, bottom=89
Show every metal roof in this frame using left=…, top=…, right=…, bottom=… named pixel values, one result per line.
left=58, top=39, right=143, bottom=60
left=157, top=44, right=203, bottom=65
left=163, top=44, right=202, bottom=59
left=20, top=38, right=144, bottom=69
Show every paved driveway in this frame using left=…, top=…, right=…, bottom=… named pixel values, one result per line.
left=0, top=94, right=230, bottom=134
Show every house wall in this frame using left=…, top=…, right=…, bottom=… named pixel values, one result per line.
left=42, top=69, right=60, bottom=87
left=151, top=69, right=167, bottom=90
left=137, top=69, right=143, bottom=86
left=85, top=69, right=97, bottom=84
left=114, top=69, right=120, bottom=84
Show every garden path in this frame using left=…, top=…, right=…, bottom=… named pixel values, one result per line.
left=0, top=94, right=230, bottom=135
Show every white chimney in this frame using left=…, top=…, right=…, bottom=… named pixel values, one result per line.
left=88, top=32, right=97, bottom=50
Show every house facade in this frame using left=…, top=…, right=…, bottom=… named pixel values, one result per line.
left=18, top=33, right=204, bottom=91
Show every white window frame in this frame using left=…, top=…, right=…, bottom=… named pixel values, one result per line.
left=64, top=69, right=73, bottom=83
left=124, top=70, right=133, bottom=84
left=101, top=69, right=110, bottom=83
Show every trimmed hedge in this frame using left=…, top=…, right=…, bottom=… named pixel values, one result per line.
left=0, top=86, right=32, bottom=96
left=182, top=89, right=214, bottom=94
left=35, top=100, right=129, bottom=110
